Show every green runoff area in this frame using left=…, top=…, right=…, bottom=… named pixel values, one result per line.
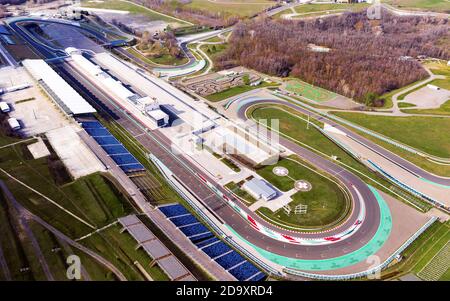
left=248, top=104, right=433, bottom=211
left=285, top=79, right=337, bottom=102
left=255, top=157, right=350, bottom=230
left=80, top=0, right=191, bottom=28
left=381, top=220, right=450, bottom=281
left=382, top=0, right=450, bottom=13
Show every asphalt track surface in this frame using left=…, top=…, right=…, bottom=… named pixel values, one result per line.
left=238, top=98, right=450, bottom=188
left=7, top=18, right=383, bottom=261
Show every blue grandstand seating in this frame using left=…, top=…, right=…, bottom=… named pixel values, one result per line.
left=189, top=232, right=214, bottom=243
left=215, top=251, right=246, bottom=270
left=195, top=237, right=219, bottom=248
left=93, top=136, right=121, bottom=146
left=84, top=128, right=111, bottom=137
left=159, top=204, right=189, bottom=217
left=229, top=262, right=262, bottom=281
left=158, top=203, right=266, bottom=281
left=180, top=224, right=209, bottom=237
left=170, top=215, right=199, bottom=227
left=81, top=121, right=103, bottom=129
left=82, top=120, right=145, bottom=173
left=101, top=145, right=129, bottom=155
left=202, top=242, right=231, bottom=259
left=248, top=272, right=266, bottom=282
left=110, top=154, right=140, bottom=165
left=120, top=164, right=145, bottom=173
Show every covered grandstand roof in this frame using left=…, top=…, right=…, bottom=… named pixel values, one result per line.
left=22, top=59, right=96, bottom=115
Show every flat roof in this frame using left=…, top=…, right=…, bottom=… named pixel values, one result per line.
left=242, top=178, right=277, bottom=200
left=147, top=109, right=168, bottom=121
left=0, top=102, right=9, bottom=110
left=22, top=59, right=96, bottom=115
left=126, top=224, right=156, bottom=243
left=158, top=256, right=190, bottom=281
left=118, top=215, right=141, bottom=227
left=7, top=117, right=20, bottom=128
left=141, top=240, right=171, bottom=260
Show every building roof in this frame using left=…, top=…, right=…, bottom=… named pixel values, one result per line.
left=242, top=178, right=277, bottom=201
left=147, top=109, right=168, bottom=121
left=141, top=240, right=171, bottom=260
left=7, top=117, right=20, bottom=129
left=22, top=59, right=96, bottom=115
left=158, top=256, right=190, bottom=280
left=0, top=102, right=9, bottom=111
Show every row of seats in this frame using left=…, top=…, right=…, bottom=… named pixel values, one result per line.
left=81, top=120, right=145, bottom=173
left=159, top=204, right=266, bottom=281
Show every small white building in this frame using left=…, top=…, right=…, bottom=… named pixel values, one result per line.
left=0, top=102, right=10, bottom=113
left=242, top=178, right=277, bottom=202
left=7, top=117, right=20, bottom=131
left=146, top=108, right=169, bottom=128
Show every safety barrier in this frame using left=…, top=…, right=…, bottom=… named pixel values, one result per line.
left=367, top=160, right=447, bottom=210
left=283, top=216, right=438, bottom=280
left=149, top=154, right=283, bottom=278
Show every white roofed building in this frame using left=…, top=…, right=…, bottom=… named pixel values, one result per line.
left=22, top=59, right=96, bottom=116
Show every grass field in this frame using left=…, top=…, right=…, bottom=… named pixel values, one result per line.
left=185, top=0, right=275, bottom=17
left=383, top=0, right=450, bottom=13
left=332, top=112, right=450, bottom=158
left=285, top=79, right=336, bottom=102
left=425, top=60, right=450, bottom=77
left=80, top=0, right=190, bottom=27
left=256, top=157, right=349, bottom=229
left=397, top=102, right=417, bottom=108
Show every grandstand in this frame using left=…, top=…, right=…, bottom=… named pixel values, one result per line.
left=159, top=203, right=266, bottom=281
left=81, top=120, right=145, bottom=173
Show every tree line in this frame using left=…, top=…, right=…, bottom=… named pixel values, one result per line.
left=214, top=10, right=449, bottom=104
